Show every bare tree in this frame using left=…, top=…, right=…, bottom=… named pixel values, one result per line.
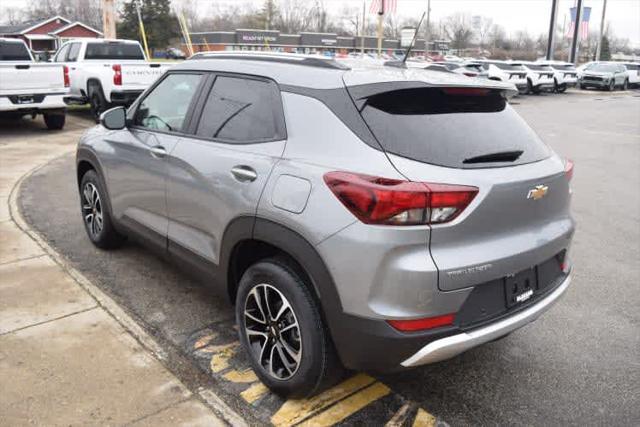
left=0, top=7, right=24, bottom=25
left=477, top=16, right=493, bottom=48
left=488, top=23, right=507, bottom=49
left=277, top=0, right=314, bottom=34
left=444, top=13, right=474, bottom=50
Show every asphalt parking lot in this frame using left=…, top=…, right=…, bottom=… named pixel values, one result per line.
left=8, top=88, right=640, bottom=425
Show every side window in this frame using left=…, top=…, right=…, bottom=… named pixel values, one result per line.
left=195, top=75, right=284, bottom=143
left=134, top=73, right=202, bottom=132
left=67, top=43, right=80, bottom=62
left=55, top=44, right=70, bottom=62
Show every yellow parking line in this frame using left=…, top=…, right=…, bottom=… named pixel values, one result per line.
left=298, top=382, right=391, bottom=426
left=223, top=368, right=258, bottom=383
left=412, top=408, right=436, bottom=427
left=385, top=402, right=413, bottom=427
left=271, top=373, right=376, bottom=426
left=240, top=382, right=270, bottom=404
left=209, top=342, right=239, bottom=373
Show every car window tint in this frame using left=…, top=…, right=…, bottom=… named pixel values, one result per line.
left=67, top=43, right=80, bottom=62
left=135, top=73, right=202, bottom=132
left=358, top=87, right=549, bottom=169
left=55, top=44, right=70, bottom=62
left=0, top=41, right=32, bottom=61
left=196, top=76, right=282, bottom=143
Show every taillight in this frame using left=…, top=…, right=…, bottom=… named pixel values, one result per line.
left=387, top=313, right=456, bottom=332
left=112, top=64, right=122, bottom=86
left=323, top=171, right=478, bottom=225
left=63, top=65, right=70, bottom=87
left=564, top=159, right=574, bottom=181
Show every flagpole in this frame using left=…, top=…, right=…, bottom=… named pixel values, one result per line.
left=595, top=0, right=608, bottom=61
left=424, top=0, right=431, bottom=58
left=361, top=0, right=365, bottom=55
left=377, top=0, right=384, bottom=58
left=569, top=0, right=584, bottom=64
left=545, top=0, right=559, bottom=60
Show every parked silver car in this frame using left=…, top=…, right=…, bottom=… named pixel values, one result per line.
left=579, top=62, right=629, bottom=90
left=76, top=52, right=575, bottom=397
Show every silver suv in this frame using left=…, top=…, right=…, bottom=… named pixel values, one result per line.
left=76, top=52, right=575, bottom=397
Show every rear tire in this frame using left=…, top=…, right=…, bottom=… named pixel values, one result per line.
left=236, top=257, right=343, bottom=398
left=43, top=112, right=65, bottom=130
left=88, top=83, right=109, bottom=123
left=79, top=169, right=125, bottom=249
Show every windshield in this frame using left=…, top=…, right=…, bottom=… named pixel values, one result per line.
left=357, top=87, right=550, bottom=168
left=85, top=42, right=145, bottom=60
left=587, top=64, right=618, bottom=73
left=0, top=41, right=31, bottom=61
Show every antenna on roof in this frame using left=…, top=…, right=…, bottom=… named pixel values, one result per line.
left=385, top=11, right=426, bottom=68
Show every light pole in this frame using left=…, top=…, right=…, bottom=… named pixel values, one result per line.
left=424, top=0, right=431, bottom=58
left=595, top=0, right=608, bottom=60
left=545, top=0, right=559, bottom=60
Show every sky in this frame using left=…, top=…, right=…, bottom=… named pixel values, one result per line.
left=2, top=0, right=639, bottom=47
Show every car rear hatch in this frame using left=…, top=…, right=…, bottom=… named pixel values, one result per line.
left=343, top=75, right=574, bottom=291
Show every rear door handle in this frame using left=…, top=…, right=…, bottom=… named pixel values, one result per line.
left=150, top=145, right=167, bottom=158
left=231, top=165, right=257, bottom=182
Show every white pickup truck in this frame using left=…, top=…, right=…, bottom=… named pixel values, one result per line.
left=0, top=38, right=68, bottom=129
left=54, top=39, right=172, bottom=120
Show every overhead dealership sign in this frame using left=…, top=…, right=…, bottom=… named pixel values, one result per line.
left=400, top=28, right=416, bottom=48
left=236, top=30, right=279, bottom=44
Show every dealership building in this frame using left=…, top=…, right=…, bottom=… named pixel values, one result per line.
left=186, top=29, right=449, bottom=56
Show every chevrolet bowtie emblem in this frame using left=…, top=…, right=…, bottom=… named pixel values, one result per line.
left=527, top=185, right=549, bottom=200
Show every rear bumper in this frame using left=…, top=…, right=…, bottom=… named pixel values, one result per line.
left=401, top=273, right=571, bottom=367
left=0, top=93, right=66, bottom=112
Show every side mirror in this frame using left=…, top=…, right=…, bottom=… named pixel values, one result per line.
left=99, top=106, right=126, bottom=130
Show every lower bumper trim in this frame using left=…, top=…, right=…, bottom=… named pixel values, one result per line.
left=400, top=274, right=571, bottom=367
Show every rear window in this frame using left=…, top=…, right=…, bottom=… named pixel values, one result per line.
left=550, top=64, right=576, bottom=71
left=0, top=41, right=31, bottom=61
left=85, top=42, right=145, bottom=60
left=525, top=64, right=552, bottom=71
left=494, top=62, right=524, bottom=71
left=358, top=87, right=550, bottom=168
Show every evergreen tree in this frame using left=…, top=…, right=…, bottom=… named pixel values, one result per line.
left=117, top=0, right=178, bottom=54
left=600, top=36, right=611, bottom=61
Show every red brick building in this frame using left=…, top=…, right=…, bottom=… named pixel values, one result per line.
left=0, top=16, right=102, bottom=53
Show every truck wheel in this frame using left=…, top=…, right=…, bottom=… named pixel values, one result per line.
left=79, top=169, right=125, bottom=249
left=43, top=112, right=65, bottom=130
left=236, top=257, right=343, bottom=398
left=88, top=84, right=108, bottom=123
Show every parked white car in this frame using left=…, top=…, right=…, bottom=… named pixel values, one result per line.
left=537, top=61, right=578, bottom=92
left=0, top=38, right=68, bottom=129
left=54, top=39, right=172, bottom=120
left=471, top=61, right=528, bottom=92
left=618, top=62, right=640, bottom=87
left=514, top=62, right=555, bottom=94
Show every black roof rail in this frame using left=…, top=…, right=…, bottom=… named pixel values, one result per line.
left=188, top=51, right=350, bottom=70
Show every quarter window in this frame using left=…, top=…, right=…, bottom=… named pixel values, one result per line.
left=134, top=73, right=202, bottom=132
left=67, top=43, right=80, bottom=62
left=195, top=76, right=284, bottom=143
left=55, top=44, right=70, bottom=62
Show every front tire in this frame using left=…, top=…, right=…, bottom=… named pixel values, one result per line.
left=43, top=112, right=65, bottom=130
left=79, top=170, right=125, bottom=249
left=622, top=79, right=629, bottom=91
left=236, top=258, right=342, bottom=398
left=608, top=80, right=615, bottom=91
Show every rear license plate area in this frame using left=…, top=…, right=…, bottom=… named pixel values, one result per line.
left=17, top=95, right=35, bottom=104
left=505, top=268, right=536, bottom=308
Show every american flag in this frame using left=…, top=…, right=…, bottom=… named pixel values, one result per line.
left=567, top=6, right=591, bottom=40
left=369, top=0, right=397, bottom=15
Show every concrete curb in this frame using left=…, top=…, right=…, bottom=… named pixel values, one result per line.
left=7, top=153, right=247, bottom=427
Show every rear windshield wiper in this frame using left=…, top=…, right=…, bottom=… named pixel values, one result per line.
left=463, top=150, right=524, bottom=164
